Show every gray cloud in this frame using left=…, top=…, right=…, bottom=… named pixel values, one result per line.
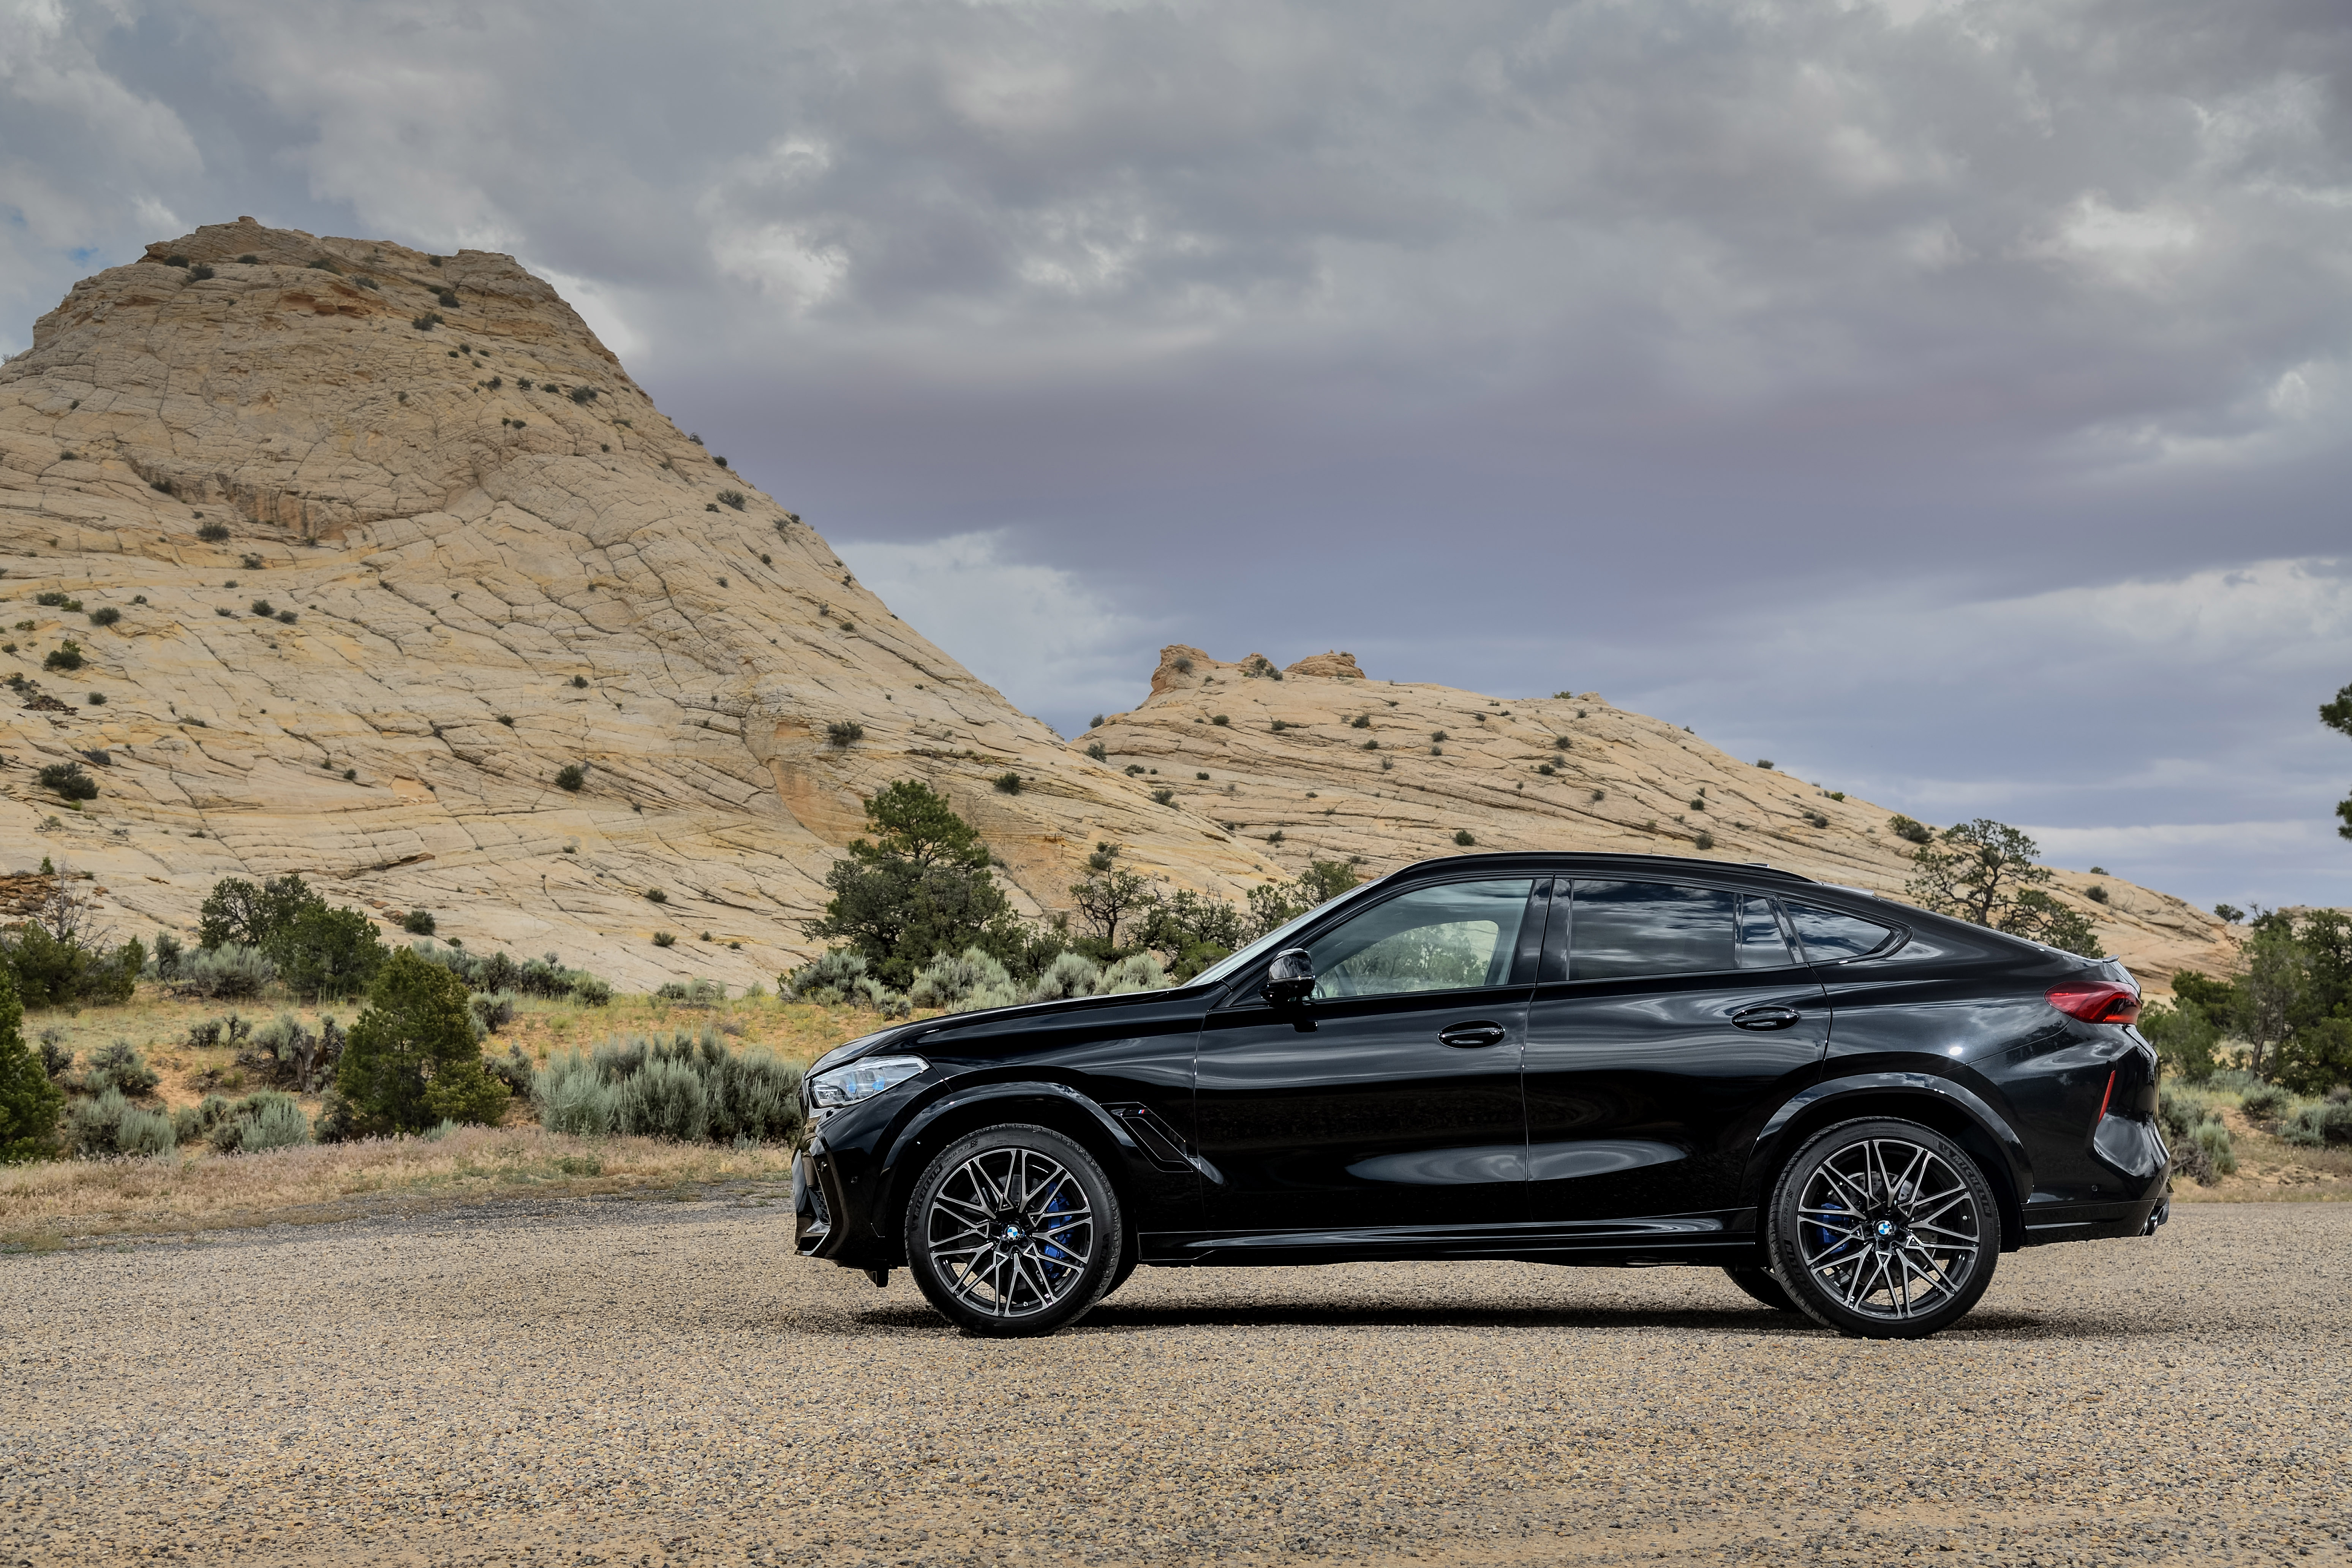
left=8, top=0, right=2352, bottom=909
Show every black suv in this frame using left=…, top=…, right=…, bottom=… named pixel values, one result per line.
left=793, top=853, right=2168, bottom=1339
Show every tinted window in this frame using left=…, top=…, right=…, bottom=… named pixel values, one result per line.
left=1786, top=901, right=1897, bottom=962
left=1307, top=879, right=1535, bottom=998
left=1736, top=895, right=1796, bottom=969
left=1568, top=882, right=1737, bottom=980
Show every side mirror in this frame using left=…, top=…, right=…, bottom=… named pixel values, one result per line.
left=1263, top=948, right=1315, bottom=1007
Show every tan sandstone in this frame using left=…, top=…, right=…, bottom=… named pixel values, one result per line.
left=0, top=221, right=1289, bottom=990
left=0, top=223, right=2237, bottom=994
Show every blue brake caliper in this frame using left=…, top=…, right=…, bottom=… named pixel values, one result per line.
left=1814, top=1197, right=1849, bottom=1260
left=1038, top=1179, right=1079, bottom=1279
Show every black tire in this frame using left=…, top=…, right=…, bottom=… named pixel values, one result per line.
left=1100, top=1233, right=1141, bottom=1302
left=904, top=1124, right=1123, bottom=1338
left=1767, top=1117, right=2001, bottom=1340
left=1721, top=1265, right=1800, bottom=1312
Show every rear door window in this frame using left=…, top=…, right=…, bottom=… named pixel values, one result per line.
left=1567, top=881, right=1738, bottom=980
left=1785, top=901, right=1898, bottom=963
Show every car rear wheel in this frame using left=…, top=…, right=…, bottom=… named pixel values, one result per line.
left=1767, top=1117, right=2000, bottom=1340
left=904, top=1124, right=1122, bottom=1338
left=1721, top=1265, right=1799, bottom=1312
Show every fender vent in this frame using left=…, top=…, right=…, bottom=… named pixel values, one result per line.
left=1104, top=1102, right=1193, bottom=1173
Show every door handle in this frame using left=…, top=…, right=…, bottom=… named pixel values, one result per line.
left=1732, top=1005, right=1802, bottom=1031
left=1438, top=1021, right=1509, bottom=1049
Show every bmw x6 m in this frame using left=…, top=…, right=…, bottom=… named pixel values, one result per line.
left=793, top=852, right=2169, bottom=1339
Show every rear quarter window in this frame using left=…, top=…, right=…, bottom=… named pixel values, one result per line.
left=1786, top=901, right=1898, bottom=963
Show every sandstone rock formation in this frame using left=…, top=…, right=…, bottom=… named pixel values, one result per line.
left=1081, top=646, right=2238, bottom=987
left=0, top=222, right=2237, bottom=996
left=0, top=221, right=1289, bottom=990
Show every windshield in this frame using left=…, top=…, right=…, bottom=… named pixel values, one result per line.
left=1188, top=876, right=1388, bottom=991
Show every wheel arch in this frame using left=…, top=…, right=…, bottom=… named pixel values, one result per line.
left=873, top=1080, right=1143, bottom=1264
left=1750, top=1074, right=2030, bottom=1253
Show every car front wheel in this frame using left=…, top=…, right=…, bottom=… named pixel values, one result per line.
left=904, top=1124, right=1122, bottom=1338
left=1767, top=1117, right=2001, bottom=1340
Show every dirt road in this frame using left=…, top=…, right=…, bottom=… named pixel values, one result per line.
left=5, top=1197, right=2347, bottom=1566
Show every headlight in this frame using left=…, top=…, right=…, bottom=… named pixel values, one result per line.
left=807, top=1055, right=929, bottom=1109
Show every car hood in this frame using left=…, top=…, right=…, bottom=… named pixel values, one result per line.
left=804, top=984, right=1214, bottom=1076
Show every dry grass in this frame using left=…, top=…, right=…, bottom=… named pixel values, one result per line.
left=5, top=983, right=889, bottom=1246
left=2172, top=1102, right=2352, bottom=1203
left=0, top=1124, right=797, bottom=1249
left=20, top=982, right=893, bottom=1126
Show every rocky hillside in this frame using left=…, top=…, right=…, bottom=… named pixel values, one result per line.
left=1080, top=646, right=2237, bottom=986
left=0, top=221, right=1288, bottom=990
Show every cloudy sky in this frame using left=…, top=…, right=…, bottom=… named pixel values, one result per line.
left=6, top=0, right=2350, bottom=912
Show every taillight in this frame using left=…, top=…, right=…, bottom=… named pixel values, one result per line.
left=2046, top=977, right=2140, bottom=1026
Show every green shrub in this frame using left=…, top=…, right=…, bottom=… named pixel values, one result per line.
left=38, top=762, right=96, bottom=800
left=1695, top=831, right=1715, bottom=851
left=615, top=1056, right=709, bottom=1141
left=1350, top=714, right=1370, bottom=729
left=402, top=909, right=436, bottom=936
left=37, top=1031, right=74, bottom=1077
left=1536, top=762, right=1555, bottom=775
left=993, top=771, right=1023, bottom=794
left=273, top=903, right=386, bottom=1001
left=0, top=970, right=63, bottom=1163
left=193, top=1090, right=310, bottom=1154
left=329, top=949, right=509, bottom=1137
left=1887, top=814, right=1933, bottom=846
left=534, top=1049, right=617, bottom=1135
left=2279, top=1100, right=2352, bottom=1148
left=88, top=606, right=120, bottom=628
left=1027, top=950, right=1102, bottom=1002
left=80, top=1040, right=158, bottom=1097
left=785, top=949, right=870, bottom=1004
left=1453, top=830, right=1476, bottom=846
left=247, top=1012, right=344, bottom=1092
left=65, top=1088, right=175, bottom=1159
left=471, top=991, right=518, bottom=1032
left=2, top=920, right=141, bottom=1008
left=652, top=931, right=675, bottom=947
left=166, top=943, right=275, bottom=999
left=1210, top=714, right=1230, bottom=726
left=908, top=947, right=1021, bottom=1013
left=2240, top=1083, right=2292, bottom=1122
left=1151, top=787, right=1174, bottom=806
left=2193, top=1119, right=2237, bottom=1178
left=826, top=720, right=864, bottom=747
left=412, top=311, right=443, bottom=331
left=1085, top=741, right=1107, bottom=761
left=2086, top=884, right=2110, bottom=904
left=197, top=522, right=231, bottom=542
left=717, top=490, right=746, bottom=510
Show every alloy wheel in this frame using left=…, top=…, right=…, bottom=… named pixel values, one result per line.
left=1792, top=1134, right=1982, bottom=1323
left=924, top=1145, right=1097, bottom=1320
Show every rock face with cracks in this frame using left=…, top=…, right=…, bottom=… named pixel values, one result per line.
left=0, top=221, right=1288, bottom=989
left=1081, top=645, right=2238, bottom=987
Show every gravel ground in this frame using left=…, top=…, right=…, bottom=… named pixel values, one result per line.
left=4, top=1199, right=2348, bottom=1568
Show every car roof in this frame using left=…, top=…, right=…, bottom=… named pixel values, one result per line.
left=1376, top=851, right=1822, bottom=887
